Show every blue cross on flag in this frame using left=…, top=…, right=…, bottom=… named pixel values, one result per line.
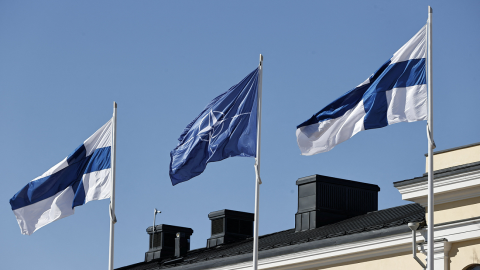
left=10, top=119, right=113, bottom=235
left=169, top=68, right=259, bottom=185
left=297, top=25, right=427, bottom=155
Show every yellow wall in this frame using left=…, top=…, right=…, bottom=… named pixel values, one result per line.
left=299, top=239, right=480, bottom=270
left=449, top=239, right=480, bottom=270
left=425, top=197, right=480, bottom=224
left=426, top=144, right=480, bottom=172
left=298, top=239, right=480, bottom=270
left=304, top=251, right=425, bottom=270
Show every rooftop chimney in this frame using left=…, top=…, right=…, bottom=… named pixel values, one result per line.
left=145, top=224, right=193, bottom=262
left=206, top=209, right=254, bottom=248
left=295, top=175, right=380, bottom=232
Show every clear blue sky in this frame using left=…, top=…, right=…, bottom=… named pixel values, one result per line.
left=1, top=1, right=479, bottom=269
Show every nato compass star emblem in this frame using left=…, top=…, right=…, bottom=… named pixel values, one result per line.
left=197, top=110, right=227, bottom=143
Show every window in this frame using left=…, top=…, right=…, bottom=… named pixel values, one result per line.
left=464, top=264, right=480, bottom=270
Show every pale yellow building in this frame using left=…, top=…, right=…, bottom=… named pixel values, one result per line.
left=395, top=142, right=480, bottom=270
left=118, top=142, right=480, bottom=270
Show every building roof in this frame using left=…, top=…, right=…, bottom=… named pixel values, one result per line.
left=393, top=161, right=480, bottom=187
left=117, top=203, right=425, bottom=270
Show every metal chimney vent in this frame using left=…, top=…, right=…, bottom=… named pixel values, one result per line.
left=295, top=175, right=380, bottom=232
left=211, top=218, right=224, bottom=235
left=227, top=218, right=253, bottom=235
left=145, top=224, right=193, bottom=262
left=207, top=209, right=254, bottom=248
left=149, top=233, right=161, bottom=249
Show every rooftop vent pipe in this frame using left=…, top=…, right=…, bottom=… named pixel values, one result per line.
left=175, top=232, right=190, bottom=258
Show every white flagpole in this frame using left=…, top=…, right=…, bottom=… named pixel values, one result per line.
left=253, top=54, right=263, bottom=270
left=427, top=6, right=434, bottom=270
left=109, top=102, right=118, bottom=270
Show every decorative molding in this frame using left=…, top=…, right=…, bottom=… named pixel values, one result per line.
left=395, top=169, right=480, bottom=206
left=429, top=217, right=480, bottom=243
left=417, top=218, right=480, bottom=270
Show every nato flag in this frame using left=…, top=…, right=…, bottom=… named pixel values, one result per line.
left=169, top=68, right=259, bottom=185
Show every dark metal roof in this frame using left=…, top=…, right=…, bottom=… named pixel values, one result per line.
left=393, top=161, right=480, bottom=187
left=116, top=203, right=425, bottom=270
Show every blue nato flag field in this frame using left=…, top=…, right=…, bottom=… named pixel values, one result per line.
left=169, top=68, right=259, bottom=185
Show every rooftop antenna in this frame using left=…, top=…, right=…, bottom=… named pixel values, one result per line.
left=151, top=208, right=161, bottom=249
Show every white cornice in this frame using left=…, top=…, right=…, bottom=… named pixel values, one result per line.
left=424, top=217, right=480, bottom=243
left=395, top=169, right=480, bottom=206
left=212, top=232, right=415, bottom=270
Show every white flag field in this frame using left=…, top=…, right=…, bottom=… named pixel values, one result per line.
left=9, top=119, right=113, bottom=235
left=297, top=25, right=427, bottom=155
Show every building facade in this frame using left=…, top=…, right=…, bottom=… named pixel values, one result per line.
left=117, top=143, right=480, bottom=270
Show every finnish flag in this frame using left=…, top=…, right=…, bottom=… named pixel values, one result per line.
left=297, top=25, right=427, bottom=155
left=10, top=119, right=113, bottom=235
